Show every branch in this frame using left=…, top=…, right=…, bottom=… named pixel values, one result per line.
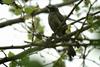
left=65, top=0, right=83, bottom=21
left=0, top=38, right=99, bottom=64
left=0, top=18, right=24, bottom=28
left=86, top=58, right=100, bottom=66
left=0, top=42, right=88, bottom=50
left=0, top=42, right=89, bottom=64
left=0, top=43, right=44, bottom=50
left=0, top=2, right=99, bottom=28
left=56, top=0, right=79, bottom=7
left=0, top=44, right=31, bottom=50
left=54, top=25, right=91, bottom=42
left=0, top=47, right=44, bottom=64
left=74, top=0, right=95, bottom=40
left=70, top=11, right=100, bottom=25
left=0, top=0, right=79, bottom=28
left=52, top=18, right=99, bottom=43
left=0, top=38, right=99, bottom=50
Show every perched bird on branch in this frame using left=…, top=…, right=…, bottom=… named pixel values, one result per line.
left=47, top=5, right=67, bottom=36
left=47, top=5, right=76, bottom=61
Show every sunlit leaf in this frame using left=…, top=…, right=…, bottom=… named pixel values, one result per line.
left=66, top=24, right=71, bottom=34
left=87, top=15, right=94, bottom=25
left=53, top=59, right=65, bottom=67
left=28, top=33, right=33, bottom=40
left=87, top=15, right=94, bottom=32
left=3, top=0, right=14, bottom=5
left=9, top=6, right=22, bottom=15
left=63, top=0, right=72, bottom=3
left=33, top=17, right=44, bottom=33
left=76, top=46, right=83, bottom=53
left=27, top=17, right=44, bottom=41
left=25, top=6, right=39, bottom=14
left=19, top=56, right=30, bottom=66
left=8, top=51, right=15, bottom=57
left=27, top=60, right=43, bottom=67
left=25, top=6, right=34, bottom=14
left=18, top=56, right=43, bottom=67
left=9, top=61, right=17, bottom=67
left=34, top=37, right=43, bottom=44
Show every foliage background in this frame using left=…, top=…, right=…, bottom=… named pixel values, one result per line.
left=0, top=0, right=100, bottom=67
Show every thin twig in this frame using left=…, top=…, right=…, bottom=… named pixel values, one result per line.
left=3, top=63, right=8, bottom=67
left=0, top=47, right=44, bottom=64
left=82, top=46, right=87, bottom=67
left=1, top=50, right=7, bottom=57
left=65, top=0, right=83, bottom=21
left=85, top=47, right=95, bottom=57
left=74, top=0, right=96, bottom=40
left=86, top=58, right=100, bottom=66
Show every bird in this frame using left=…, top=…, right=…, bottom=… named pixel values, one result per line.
left=47, top=5, right=76, bottom=61
left=47, top=5, right=67, bottom=36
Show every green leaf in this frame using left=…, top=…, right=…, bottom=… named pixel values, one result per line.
left=87, top=15, right=94, bottom=32
left=87, top=15, right=94, bottom=25
left=88, top=17, right=100, bottom=32
left=75, top=6, right=80, bottom=12
left=34, top=37, right=43, bottom=44
left=63, top=0, right=71, bottom=3
left=18, top=56, right=43, bottom=67
left=76, top=47, right=83, bottom=53
left=19, top=56, right=30, bottom=66
left=9, top=61, right=17, bottom=67
left=26, top=60, right=43, bottom=67
left=66, top=24, right=71, bottom=34
left=27, top=17, right=44, bottom=41
left=3, top=0, right=14, bottom=5
left=92, top=5, right=100, bottom=11
left=90, top=39, right=100, bottom=46
left=8, top=51, right=15, bottom=57
left=24, top=6, right=38, bottom=14
left=53, top=59, right=65, bottom=67
left=94, top=19, right=100, bottom=29
left=84, top=0, right=91, bottom=7
left=25, top=6, right=33, bottom=14
left=33, top=17, right=44, bottom=33
left=9, top=6, right=22, bottom=15
left=28, top=33, right=33, bottom=40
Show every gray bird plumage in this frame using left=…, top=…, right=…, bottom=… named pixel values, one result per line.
left=47, top=5, right=67, bottom=36
left=47, top=5, right=76, bottom=61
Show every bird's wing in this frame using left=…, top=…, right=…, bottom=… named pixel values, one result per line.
left=48, top=12, right=62, bottom=32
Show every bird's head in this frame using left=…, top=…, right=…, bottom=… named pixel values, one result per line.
left=46, top=5, right=58, bottom=12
